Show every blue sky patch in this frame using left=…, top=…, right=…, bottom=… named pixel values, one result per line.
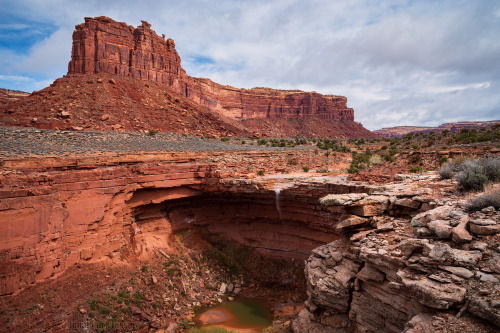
left=0, top=15, right=57, bottom=55
left=190, top=55, right=216, bottom=65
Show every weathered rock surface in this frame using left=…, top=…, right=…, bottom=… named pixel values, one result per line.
left=294, top=172, right=500, bottom=333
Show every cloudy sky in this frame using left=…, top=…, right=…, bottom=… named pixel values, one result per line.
left=1, top=0, right=499, bottom=130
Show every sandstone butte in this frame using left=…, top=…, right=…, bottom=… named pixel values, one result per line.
left=0, top=16, right=375, bottom=138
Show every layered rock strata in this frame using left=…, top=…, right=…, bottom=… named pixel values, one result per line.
left=68, top=17, right=355, bottom=123
left=0, top=151, right=370, bottom=295
left=294, top=173, right=500, bottom=332
left=0, top=88, right=30, bottom=106
left=1, top=16, right=375, bottom=137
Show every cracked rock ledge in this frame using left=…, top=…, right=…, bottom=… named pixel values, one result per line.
left=292, top=173, right=500, bottom=333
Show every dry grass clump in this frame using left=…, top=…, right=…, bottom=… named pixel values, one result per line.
left=466, top=188, right=500, bottom=212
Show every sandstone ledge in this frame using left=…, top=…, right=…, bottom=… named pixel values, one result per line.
left=295, top=173, right=500, bottom=332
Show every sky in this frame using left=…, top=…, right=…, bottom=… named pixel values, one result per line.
left=0, top=0, right=499, bottom=130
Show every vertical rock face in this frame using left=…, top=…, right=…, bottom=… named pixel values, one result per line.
left=69, top=17, right=183, bottom=84
left=67, top=17, right=358, bottom=127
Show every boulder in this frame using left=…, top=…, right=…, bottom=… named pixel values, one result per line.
left=292, top=309, right=344, bottom=333
left=411, top=206, right=453, bottom=227
left=469, top=219, right=500, bottom=235
left=335, top=214, right=369, bottom=231
left=451, top=215, right=472, bottom=243
left=488, top=256, right=500, bottom=274
left=469, top=297, right=500, bottom=328
left=427, top=220, right=453, bottom=239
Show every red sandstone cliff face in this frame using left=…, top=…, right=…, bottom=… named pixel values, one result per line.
left=69, top=17, right=183, bottom=84
left=0, top=16, right=375, bottom=138
left=65, top=16, right=370, bottom=135
left=0, top=151, right=370, bottom=295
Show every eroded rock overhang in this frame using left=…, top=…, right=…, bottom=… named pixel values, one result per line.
left=0, top=153, right=372, bottom=295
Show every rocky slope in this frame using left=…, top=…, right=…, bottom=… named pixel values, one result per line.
left=0, top=16, right=375, bottom=138
left=0, top=88, right=30, bottom=105
left=375, top=121, right=500, bottom=138
left=293, top=174, right=500, bottom=332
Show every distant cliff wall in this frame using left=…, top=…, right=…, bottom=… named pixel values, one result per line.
left=68, top=16, right=355, bottom=123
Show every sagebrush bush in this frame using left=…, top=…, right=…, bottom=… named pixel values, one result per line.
left=480, top=157, right=500, bottom=181
left=457, top=161, right=488, bottom=191
left=451, top=156, right=476, bottom=171
left=438, top=163, right=454, bottom=179
left=466, top=188, right=500, bottom=212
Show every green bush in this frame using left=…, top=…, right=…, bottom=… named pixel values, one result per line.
left=439, top=156, right=449, bottom=165
left=147, top=129, right=158, bottom=136
left=409, top=166, right=422, bottom=173
left=257, top=170, right=264, bottom=176
left=384, top=153, right=395, bottom=162
left=302, top=166, right=310, bottom=172
left=220, top=137, right=230, bottom=142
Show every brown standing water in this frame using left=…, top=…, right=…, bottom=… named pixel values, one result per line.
left=194, top=297, right=273, bottom=332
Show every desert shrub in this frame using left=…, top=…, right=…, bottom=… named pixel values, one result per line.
left=480, top=157, right=500, bottom=181
left=409, top=154, right=421, bottom=164
left=384, top=153, right=395, bottom=162
left=302, top=166, right=310, bottom=172
left=316, top=167, right=328, bottom=173
left=466, top=188, right=500, bottom=212
left=220, top=137, right=229, bottom=142
left=439, top=156, right=449, bottom=165
left=456, top=161, right=488, bottom=191
left=257, top=170, right=264, bottom=176
left=409, top=166, right=422, bottom=173
left=348, top=150, right=373, bottom=173
left=438, top=163, right=454, bottom=179
left=369, top=154, right=382, bottom=165
left=450, top=155, right=472, bottom=171
left=389, top=146, right=398, bottom=156
left=147, top=129, right=158, bottom=136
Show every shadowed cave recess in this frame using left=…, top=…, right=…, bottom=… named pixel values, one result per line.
left=130, top=182, right=367, bottom=261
